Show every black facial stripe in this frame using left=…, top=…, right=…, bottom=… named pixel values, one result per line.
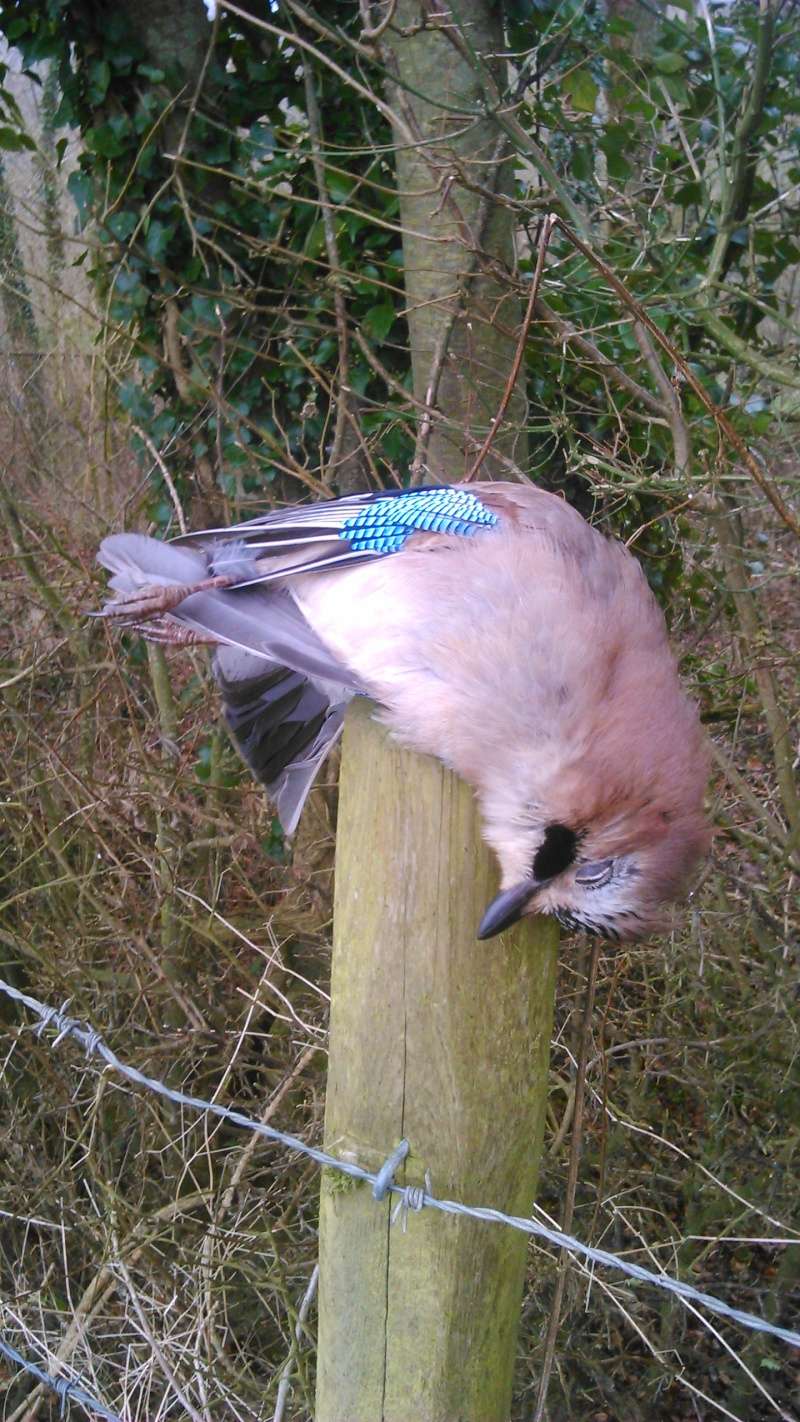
left=533, top=822, right=578, bottom=882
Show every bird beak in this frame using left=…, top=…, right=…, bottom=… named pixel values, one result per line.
left=477, top=878, right=539, bottom=940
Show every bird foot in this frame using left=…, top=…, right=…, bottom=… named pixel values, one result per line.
left=132, top=617, right=218, bottom=647
left=96, top=574, right=232, bottom=622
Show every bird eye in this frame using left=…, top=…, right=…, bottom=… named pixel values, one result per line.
left=574, top=858, right=614, bottom=889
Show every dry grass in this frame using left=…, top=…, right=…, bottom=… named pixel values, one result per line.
left=0, top=351, right=338, bottom=1420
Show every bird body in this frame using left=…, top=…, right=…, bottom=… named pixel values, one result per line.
left=98, top=482, right=709, bottom=941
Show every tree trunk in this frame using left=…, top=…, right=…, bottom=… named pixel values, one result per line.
left=385, top=0, right=528, bottom=480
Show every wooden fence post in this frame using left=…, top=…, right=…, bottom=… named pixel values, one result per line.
left=316, top=700, right=558, bottom=1422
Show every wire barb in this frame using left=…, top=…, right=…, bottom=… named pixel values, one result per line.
left=392, top=1172, right=431, bottom=1232
left=55, top=1373, right=78, bottom=1415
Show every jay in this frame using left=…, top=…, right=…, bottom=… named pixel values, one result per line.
left=98, top=482, right=710, bottom=942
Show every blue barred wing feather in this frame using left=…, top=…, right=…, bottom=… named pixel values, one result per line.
left=177, top=486, right=498, bottom=585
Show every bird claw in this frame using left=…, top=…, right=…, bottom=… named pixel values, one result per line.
left=132, top=618, right=217, bottom=647
left=95, top=583, right=196, bottom=621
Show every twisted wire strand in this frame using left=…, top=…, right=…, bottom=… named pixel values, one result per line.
left=0, top=1332, right=122, bottom=1421
left=3, top=977, right=799, bottom=1352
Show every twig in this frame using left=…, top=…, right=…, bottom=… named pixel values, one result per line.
left=113, top=1250, right=205, bottom=1422
left=285, top=0, right=378, bottom=61
left=133, top=425, right=188, bottom=534
left=219, top=1, right=416, bottom=146
left=302, top=58, right=359, bottom=487
left=359, top=0, right=397, bottom=42
left=416, top=5, right=592, bottom=239
left=9, top=1280, right=119, bottom=1422
left=698, top=0, right=730, bottom=213
left=711, top=500, right=800, bottom=852
left=696, top=307, right=800, bottom=393
left=163, top=298, right=194, bottom=402
left=632, top=322, right=691, bottom=478
left=0, top=484, right=78, bottom=634
left=0, top=641, right=69, bottom=691
left=553, top=216, right=800, bottom=538
left=284, top=337, right=381, bottom=491
left=406, top=135, right=509, bottom=482
left=700, top=0, right=775, bottom=291
left=272, top=1264, right=320, bottom=1422
left=5, top=978, right=800, bottom=1350
left=6, top=1192, right=210, bottom=1422
left=710, top=740, right=799, bottom=867
left=466, top=214, right=554, bottom=480
left=535, top=299, right=668, bottom=418
left=411, top=318, right=454, bottom=482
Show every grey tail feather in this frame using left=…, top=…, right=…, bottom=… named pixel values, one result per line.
left=98, top=533, right=207, bottom=593
left=214, top=648, right=350, bottom=834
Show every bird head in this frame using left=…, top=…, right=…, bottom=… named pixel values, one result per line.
left=477, top=813, right=710, bottom=942
left=476, top=703, right=711, bottom=944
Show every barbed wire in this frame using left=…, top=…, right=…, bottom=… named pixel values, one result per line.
left=3, top=976, right=800, bottom=1354
left=0, top=1331, right=122, bottom=1421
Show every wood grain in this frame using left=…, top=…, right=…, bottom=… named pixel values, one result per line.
left=316, top=700, right=558, bottom=1422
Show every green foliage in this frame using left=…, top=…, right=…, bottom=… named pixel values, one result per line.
left=0, top=1, right=412, bottom=521
left=0, top=54, right=36, bottom=151
left=502, top=0, right=798, bottom=582
left=0, top=158, right=38, bottom=343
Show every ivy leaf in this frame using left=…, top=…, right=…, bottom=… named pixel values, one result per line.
left=327, top=172, right=353, bottom=203
left=144, top=219, right=174, bottom=261
left=107, top=210, right=138, bottom=241
left=88, top=59, right=111, bottom=104
left=659, top=74, right=689, bottom=106
left=304, top=219, right=326, bottom=260
left=248, top=121, right=274, bottom=159
left=363, top=303, right=395, bottom=342
left=152, top=410, right=178, bottom=439
left=572, top=144, right=593, bottom=182
left=85, top=122, right=127, bottom=158
left=652, top=50, right=688, bottom=74
left=67, top=170, right=93, bottom=229
left=599, top=128, right=631, bottom=181
left=118, top=378, right=154, bottom=423
left=0, top=125, right=35, bottom=151
left=673, top=179, right=702, bottom=207
left=565, top=69, right=598, bottom=114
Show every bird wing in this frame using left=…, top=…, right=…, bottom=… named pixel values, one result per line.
left=213, top=646, right=349, bottom=835
left=176, top=484, right=499, bottom=586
